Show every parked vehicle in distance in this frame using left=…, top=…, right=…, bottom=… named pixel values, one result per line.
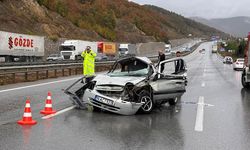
left=65, top=57, right=187, bottom=115
left=212, top=44, right=218, bottom=53
left=233, top=58, right=244, bottom=70
left=223, top=56, right=233, bottom=64
left=165, top=44, right=172, bottom=53
left=95, top=53, right=108, bottom=62
left=46, top=54, right=64, bottom=61
left=242, top=33, right=250, bottom=88
left=199, top=48, right=205, bottom=53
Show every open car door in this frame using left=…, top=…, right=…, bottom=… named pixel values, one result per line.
left=151, top=58, right=187, bottom=101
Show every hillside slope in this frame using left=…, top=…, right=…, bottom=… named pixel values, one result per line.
left=191, top=16, right=250, bottom=37
left=0, top=0, right=103, bottom=41
left=0, top=0, right=227, bottom=43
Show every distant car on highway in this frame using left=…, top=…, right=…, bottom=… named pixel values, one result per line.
left=233, top=58, right=244, bottom=70
left=95, top=53, right=108, bottom=62
left=223, top=56, right=233, bottom=64
left=46, top=54, right=64, bottom=61
left=65, top=57, right=187, bottom=115
left=199, top=49, right=205, bottom=53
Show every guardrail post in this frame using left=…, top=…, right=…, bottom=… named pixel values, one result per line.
left=69, top=68, right=71, bottom=76
left=25, top=72, right=28, bottom=81
left=54, top=69, right=57, bottom=78
left=62, top=69, right=65, bottom=76
left=46, top=70, right=49, bottom=79
left=36, top=71, right=39, bottom=80
left=12, top=73, right=16, bottom=83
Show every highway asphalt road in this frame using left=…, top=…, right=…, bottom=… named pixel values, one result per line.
left=0, top=42, right=250, bottom=150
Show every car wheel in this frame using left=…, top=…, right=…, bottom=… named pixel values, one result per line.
left=242, top=74, right=250, bottom=89
left=169, top=97, right=179, bottom=106
left=139, top=91, right=154, bottom=114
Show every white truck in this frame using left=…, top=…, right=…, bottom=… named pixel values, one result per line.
left=118, top=43, right=137, bottom=57
left=60, top=40, right=98, bottom=60
left=165, top=44, right=172, bottom=53
left=212, top=44, right=218, bottom=53
left=0, top=31, right=44, bottom=62
left=242, top=33, right=250, bottom=88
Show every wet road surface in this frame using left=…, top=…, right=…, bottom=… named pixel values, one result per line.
left=1, top=42, right=250, bottom=150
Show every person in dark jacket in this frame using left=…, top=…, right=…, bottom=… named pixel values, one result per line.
left=158, top=50, right=166, bottom=73
left=175, top=51, right=185, bottom=74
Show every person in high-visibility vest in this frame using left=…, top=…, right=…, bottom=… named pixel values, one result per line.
left=81, top=46, right=96, bottom=76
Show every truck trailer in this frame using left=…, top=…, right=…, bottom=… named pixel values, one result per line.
left=98, top=42, right=117, bottom=59
left=0, top=31, right=44, bottom=62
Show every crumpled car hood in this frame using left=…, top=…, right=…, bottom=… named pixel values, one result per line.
left=93, top=74, right=146, bottom=86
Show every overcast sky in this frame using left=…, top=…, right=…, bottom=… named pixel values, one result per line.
left=131, top=0, right=250, bottom=19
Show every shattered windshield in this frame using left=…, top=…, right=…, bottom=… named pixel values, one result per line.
left=109, top=59, right=149, bottom=77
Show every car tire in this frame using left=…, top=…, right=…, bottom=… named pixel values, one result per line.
left=242, top=74, right=250, bottom=89
left=169, top=97, right=179, bottom=106
left=138, top=91, right=154, bottom=114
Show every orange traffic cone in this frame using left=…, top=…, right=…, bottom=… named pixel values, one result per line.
left=17, top=99, right=37, bottom=125
left=40, top=92, right=56, bottom=115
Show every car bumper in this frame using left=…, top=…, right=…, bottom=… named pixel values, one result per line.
left=83, top=89, right=143, bottom=115
left=234, top=65, right=244, bottom=69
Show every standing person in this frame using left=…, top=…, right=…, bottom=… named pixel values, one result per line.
left=176, top=51, right=181, bottom=57
left=175, top=51, right=185, bottom=73
left=81, top=46, right=97, bottom=77
left=158, top=50, right=165, bottom=73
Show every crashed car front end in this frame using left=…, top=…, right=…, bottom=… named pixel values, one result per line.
left=84, top=72, right=150, bottom=115
left=83, top=84, right=144, bottom=115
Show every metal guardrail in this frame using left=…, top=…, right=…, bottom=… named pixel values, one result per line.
left=0, top=42, right=202, bottom=85
left=0, top=59, right=115, bottom=67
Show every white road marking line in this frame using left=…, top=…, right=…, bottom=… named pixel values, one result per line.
left=195, top=96, right=205, bottom=132
left=201, top=82, right=205, bottom=87
left=0, top=77, right=80, bottom=93
left=42, top=105, right=76, bottom=119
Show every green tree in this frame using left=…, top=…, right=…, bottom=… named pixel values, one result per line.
left=56, top=1, right=68, bottom=17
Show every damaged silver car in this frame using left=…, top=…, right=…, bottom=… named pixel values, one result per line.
left=65, top=57, right=187, bottom=115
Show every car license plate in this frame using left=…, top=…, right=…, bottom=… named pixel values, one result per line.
left=95, top=95, right=114, bottom=105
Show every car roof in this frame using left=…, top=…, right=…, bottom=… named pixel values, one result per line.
left=117, top=56, right=152, bottom=65
left=162, top=57, right=185, bottom=62
left=236, top=58, right=244, bottom=60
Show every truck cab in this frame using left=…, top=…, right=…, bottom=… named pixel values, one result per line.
left=60, top=40, right=98, bottom=60
left=118, top=43, right=136, bottom=57
left=60, top=40, right=78, bottom=60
